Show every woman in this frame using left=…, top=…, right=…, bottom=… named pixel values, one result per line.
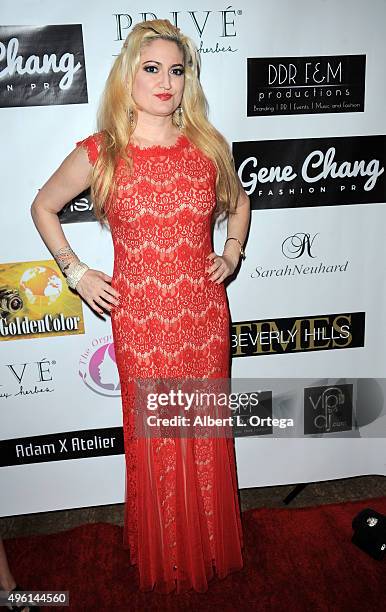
left=0, top=538, right=39, bottom=610
left=30, top=19, right=250, bottom=594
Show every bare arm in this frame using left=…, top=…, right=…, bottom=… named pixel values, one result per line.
left=31, top=146, right=92, bottom=265
left=30, top=145, right=120, bottom=316
left=222, top=182, right=250, bottom=266
left=207, top=180, right=251, bottom=283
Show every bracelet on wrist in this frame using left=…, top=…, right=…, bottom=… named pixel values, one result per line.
left=65, top=261, right=89, bottom=289
left=224, top=237, right=246, bottom=260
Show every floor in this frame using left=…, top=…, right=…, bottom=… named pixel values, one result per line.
left=1, top=475, right=385, bottom=539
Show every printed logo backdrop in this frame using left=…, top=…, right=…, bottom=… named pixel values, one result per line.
left=246, top=54, right=366, bottom=116
left=1, top=0, right=386, bottom=516
left=233, top=135, right=386, bottom=209
left=0, top=24, right=88, bottom=107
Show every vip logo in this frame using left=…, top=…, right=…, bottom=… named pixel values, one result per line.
left=281, top=232, right=318, bottom=259
left=304, top=384, right=353, bottom=434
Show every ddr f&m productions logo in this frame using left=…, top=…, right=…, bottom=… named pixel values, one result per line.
left=0, top=260, right=85, bottom=341
left=247, top=54, right=365, bottom=116
left=0, top=24, right=88, bottom=107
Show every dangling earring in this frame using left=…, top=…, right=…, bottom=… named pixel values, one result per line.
left=128, top=108, right=135, bottom=126
left=176, top=105, right=183, bottom=129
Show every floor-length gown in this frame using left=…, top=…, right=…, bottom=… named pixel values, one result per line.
left=76, top=131, right=244, bottom=594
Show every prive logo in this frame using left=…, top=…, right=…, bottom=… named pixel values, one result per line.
left=113, top=7, right=244, bottom=55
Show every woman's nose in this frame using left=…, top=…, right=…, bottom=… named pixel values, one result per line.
left=160, top=71, right=172, bottom=89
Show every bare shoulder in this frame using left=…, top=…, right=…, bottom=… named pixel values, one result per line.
left=31, top=139, right=97, bottom=214
left=75, top=131, right=104, bottom=166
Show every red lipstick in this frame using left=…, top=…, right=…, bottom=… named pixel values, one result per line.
left=155, top=93, right=172, bottom=100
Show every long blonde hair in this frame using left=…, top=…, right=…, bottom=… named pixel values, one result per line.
left=91, top=19, right=241, bottom=226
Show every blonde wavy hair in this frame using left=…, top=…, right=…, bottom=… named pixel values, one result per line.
left=90, top=18, right=241, bottom=225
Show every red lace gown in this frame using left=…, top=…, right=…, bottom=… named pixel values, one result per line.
left=76, top=132, right=244, bottom=593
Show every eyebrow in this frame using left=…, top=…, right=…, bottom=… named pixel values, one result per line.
left=142, top=60, right=184, bottom=67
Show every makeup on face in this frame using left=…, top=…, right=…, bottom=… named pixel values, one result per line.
left=131, top=40, right=185, bottom=114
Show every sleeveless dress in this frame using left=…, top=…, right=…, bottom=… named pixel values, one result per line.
left=75, top=131, right=244, bottom=594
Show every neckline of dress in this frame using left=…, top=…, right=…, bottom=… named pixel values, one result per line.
left=128, top=132, right=188, bottom=155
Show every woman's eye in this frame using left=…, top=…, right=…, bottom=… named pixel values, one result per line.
left=143, top=66, right=184, bottom=75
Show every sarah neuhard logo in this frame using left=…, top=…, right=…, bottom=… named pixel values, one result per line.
left=0, top=24, right=88, bottom=107
left=281, top=233, right=318, bottom=259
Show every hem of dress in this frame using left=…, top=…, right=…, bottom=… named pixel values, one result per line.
left=122, top=522, right=245, bottom=595
left=127, top=554, right=244, bottom=595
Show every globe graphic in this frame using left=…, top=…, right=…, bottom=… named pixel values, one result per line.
left=20, top=266, right=62, bottom=308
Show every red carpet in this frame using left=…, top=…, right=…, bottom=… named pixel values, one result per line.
left=4, top=496, right=386, bottom=611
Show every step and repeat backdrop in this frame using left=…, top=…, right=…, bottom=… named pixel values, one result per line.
left=1, top=0, right=386, bottom=516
